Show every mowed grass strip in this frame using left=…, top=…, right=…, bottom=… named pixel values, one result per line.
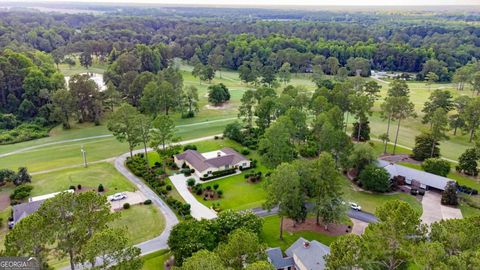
left=0, top=119, right=231, bottom=172
left=141, top=250, right=171, bottom=270
left=30, top=162, right=136, bottom=196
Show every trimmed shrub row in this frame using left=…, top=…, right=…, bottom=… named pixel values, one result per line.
left=457, top=184, right=478, bottom=195
left=126, top=154, right=190, bottom=217
left=166, top=197, right=191, bottom=217
left=200, top=168, right=237, bottom=181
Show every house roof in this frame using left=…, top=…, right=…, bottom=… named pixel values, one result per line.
left=29, top=189, right=74, bottom=202
left=377, top=160, right=453, bottom=190
left=13, top=199, right=44, bottom=223
left=12, top=190, right=75, bottom=225
left=175, top=147, right=249, bottom=172
left=266, top=247, right=295, bottom=269
left=176, top=149, right=209, bottom=171
left=285, top=237, right=330, bottom=270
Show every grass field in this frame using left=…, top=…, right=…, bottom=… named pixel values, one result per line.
left=142, top=250, right=171, bottom=270
left=30, top=162, right=136, bottom=196
left=0, top=119, right=230, bottom=173
left=459, top=203, right=480, bottom=218
left=194, top=172, right=267, bottom=211
left=110, top=204, right=165, bottom=244
left=0, top=207, right=12, bottom=249
left=260, top=215, right=339, bottom=250
left=341, top=175, right=422, bottom=214
left=0, top=162, right=164, bottom=250
left=46, top=204, right=165, bottom=269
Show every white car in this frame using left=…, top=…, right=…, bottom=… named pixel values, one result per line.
left=349, top=202, right=362, bottom=211
left=110, top=192, right=127, bottom=202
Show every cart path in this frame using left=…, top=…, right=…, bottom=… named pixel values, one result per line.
left=0, top=118, right=237, bottom=158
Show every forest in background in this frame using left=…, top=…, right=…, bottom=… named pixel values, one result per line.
left=1, top=5, right=480, bottom=145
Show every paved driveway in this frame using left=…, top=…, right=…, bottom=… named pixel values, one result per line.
left=351, top=218, right=368, bottom=235
left=421, top=191, right=462, bottom=225
left=109, top=191, right=147, bottom=211
left=169, top=174, right=218, bottom=220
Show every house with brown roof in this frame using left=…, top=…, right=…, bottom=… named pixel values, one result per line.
left=174, top=147, right=251, bottom=178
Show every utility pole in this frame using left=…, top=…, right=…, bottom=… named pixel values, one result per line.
left=81, top=146, right=88, bottom=168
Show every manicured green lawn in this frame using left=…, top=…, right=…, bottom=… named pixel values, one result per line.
left=195, top=172, right=267, bottom=211
left=0, top=120, right=229, bottom=173
left=154, top=138, right=268, bottom=211
left=58, top=56, right=107, bottom=76
left=370, top=140, right=413, bottom=156
left=260, top=215, right=339, bottom=250
left=0, top=206, right=12, bottom=249
left=30, top=162, right=136, bottom=196
left=459, top=203, right=480, bottom=218
left=142, top=250, right=171, bottom=270
left=24, top=205, right=165, bottom=267
left=110, top=204, right=165, bottom=245
left=341, top=176, right=422, bottom=214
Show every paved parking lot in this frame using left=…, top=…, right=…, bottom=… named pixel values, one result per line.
left=110, top=191, right=147, bottom=211
left=420, top=191, right=462, bottom=225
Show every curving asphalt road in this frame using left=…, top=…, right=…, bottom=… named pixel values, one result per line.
left=250, top=204, right=378, bottom=224
left=113, top=134, right=223, bottom=255
left=114, top=150, right=178, bottom=255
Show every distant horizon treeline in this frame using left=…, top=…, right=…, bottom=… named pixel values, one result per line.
left=0, top=9, right=478, bottom=80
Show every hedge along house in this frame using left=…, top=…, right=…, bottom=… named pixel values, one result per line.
left=174, top=147, right=251, bottom=179
left=377, top=160, right=453, bottom=191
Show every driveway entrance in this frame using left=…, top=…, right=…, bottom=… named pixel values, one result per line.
left=169, top=174, right=217, bottom=220
left=420, top=191, right=462, bottom=225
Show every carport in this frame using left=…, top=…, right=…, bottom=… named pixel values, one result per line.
left=378, top=160, right=452, bottom=191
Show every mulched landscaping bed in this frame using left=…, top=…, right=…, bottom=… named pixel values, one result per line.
left=282, top=217, right=351, bottom=236
left=0, top=193, right=10, bottom=210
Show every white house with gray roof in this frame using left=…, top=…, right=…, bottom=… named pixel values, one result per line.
left=174, top=147, right=250, bottom=178
left=377, top=160, right=453, bottom=191
left=11, top=190, right=74, bottom=228
left=267, top=238, right=330, bottom=270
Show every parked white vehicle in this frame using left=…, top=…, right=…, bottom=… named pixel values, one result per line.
left=349, top=202, right=362, bottom=211
left=109, top=192, right=127, bottom=202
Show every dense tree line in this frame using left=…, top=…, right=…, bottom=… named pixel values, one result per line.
left=1, top=9, right=479, bottom=80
